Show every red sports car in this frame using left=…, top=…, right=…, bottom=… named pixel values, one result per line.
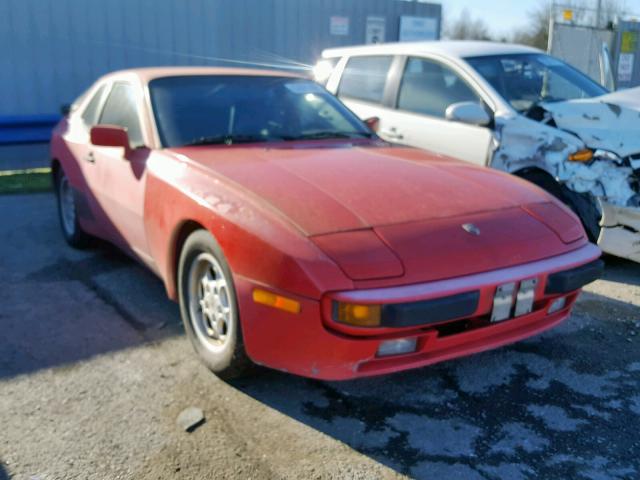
left=51, top=67, right=603, bottom=380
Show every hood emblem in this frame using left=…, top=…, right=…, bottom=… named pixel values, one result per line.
left=462, top=223, right=481, bottom=236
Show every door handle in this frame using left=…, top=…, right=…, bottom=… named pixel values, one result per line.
left=84, top=152, right=95, bottom=163
left=380, top=128, right=404, bottom=141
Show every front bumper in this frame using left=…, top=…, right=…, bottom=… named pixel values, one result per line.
left=237, top=243, right=602, bottom=380
left=598, top=202, right=640, bottom=262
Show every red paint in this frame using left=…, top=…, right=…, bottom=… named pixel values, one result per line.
left=50, top=67, right=601, bottom=380
left=312, top=230, right=404, bottom=280
left=90, top=125, right=132, bottom=157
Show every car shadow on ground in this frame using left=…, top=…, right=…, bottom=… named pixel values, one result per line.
left=231, top=291, right=640, bottom=479
left=602, top=255, right=640, bottom=287
left=0, top=193, right=182, bottom=380
left=0, top=247, right=181, bottom=380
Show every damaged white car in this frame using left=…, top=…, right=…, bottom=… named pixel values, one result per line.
left=317, top=42, right=640, bottom=262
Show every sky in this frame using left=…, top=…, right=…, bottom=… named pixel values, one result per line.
left=439, top=0, right=542, bottom=38
left=438, top=0, right=640, bottom=38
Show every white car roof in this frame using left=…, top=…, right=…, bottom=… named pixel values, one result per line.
left=322, top=41, right=542, bottom=60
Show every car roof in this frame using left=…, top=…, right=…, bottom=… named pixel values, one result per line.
left=322, top=41, right=542, bottom=60
left=98, top=66, right=303, bottom=84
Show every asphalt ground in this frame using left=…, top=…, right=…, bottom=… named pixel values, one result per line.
left=1, top=193, right=639, bottom=480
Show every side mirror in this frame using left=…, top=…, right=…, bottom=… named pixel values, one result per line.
left=445, top=102, right=492, bottom=127
left=364, top=116, right=380, bottom=133
left=90, top=125, right=131, bottom=157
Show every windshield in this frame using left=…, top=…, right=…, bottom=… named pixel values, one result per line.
left=149, top=75, right=372, bottom=147
left=466, top=53, right=608, bottom=113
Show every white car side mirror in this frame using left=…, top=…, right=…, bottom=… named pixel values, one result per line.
left=445, top=102, right=492, bottom=127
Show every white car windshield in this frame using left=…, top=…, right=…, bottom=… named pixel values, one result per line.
left=466, top=53, right=608, bottom=113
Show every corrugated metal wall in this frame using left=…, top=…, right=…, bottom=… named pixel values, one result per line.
left=550, top=24, right=615, bottom=85
left=0, top=0, right=441, bottom=117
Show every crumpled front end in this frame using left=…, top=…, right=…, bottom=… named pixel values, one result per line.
left=560, top=149, right=640, bottom=262
left=537, top=98, right=640, bottom=263
left=558, top=145, right=640, bottom=264
left=598, top=201, right=640, bottom=262
left=491, top=105, right=640, bottom=263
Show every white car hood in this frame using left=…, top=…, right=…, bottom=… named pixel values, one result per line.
left=541, top=88, right=640, bottom=158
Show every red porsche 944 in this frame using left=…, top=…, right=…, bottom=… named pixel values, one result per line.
left=51, top=68, right=603, bottom=380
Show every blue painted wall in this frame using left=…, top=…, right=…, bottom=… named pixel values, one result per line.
left=0, top=0, right=441, bottom=118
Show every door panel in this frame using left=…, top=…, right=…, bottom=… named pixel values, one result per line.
left=339, top=55, right=496, bottom=165
left=61, top=125, right=109, bottom=236
left=90, top=82, right=152, bottom=262
left=62, top=85, right=112, bottom=237
left=335, top=55, right=400, bottom=142
left=91, top=145, right=151, bottom=261
left=391, top=57, right=495, bottom=165
left=380, top=108, right=494, bottom=164
left=341, top=99, right=405, bottom=144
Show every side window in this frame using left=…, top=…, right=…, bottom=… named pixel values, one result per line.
left=397, top=57, right=481, bottom=118
left=338, top=55, right=393, bottom=104
left=99, top=83, right=144, bottom=147
left=81, top=84, right=107, bottom=127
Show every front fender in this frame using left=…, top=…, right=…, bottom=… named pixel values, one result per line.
left=490, top=115, right=584, bottom=179
left=143, top=152, right=353, bottom=301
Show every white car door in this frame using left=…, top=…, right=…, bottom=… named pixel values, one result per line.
left=331, top=55, right=400, bottom=136
left=385, top=57, right=496, bottom=165
left=335, top=55, right=495, bottom=166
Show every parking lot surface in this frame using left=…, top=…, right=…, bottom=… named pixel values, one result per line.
left=1, top=193, right=639, bottom=480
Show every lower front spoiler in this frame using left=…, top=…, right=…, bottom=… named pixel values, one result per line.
left=237, top=244, right=601, bottom=381
left=598, top=203, right=640, bottom=263
left=354, top=298, right=577, bottom=377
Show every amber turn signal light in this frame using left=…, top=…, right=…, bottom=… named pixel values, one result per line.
left=568, top=149, right=593, bottom=163
left=253, top=289, right=301, bottom=314
left=335, top=302, right=382, bottom=327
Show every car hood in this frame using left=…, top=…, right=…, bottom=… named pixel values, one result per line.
left=541, top=88, right=640, bottom=158
left=172, top=144, right=551, bottom=236
left=313, top=203, right=585, bottom=283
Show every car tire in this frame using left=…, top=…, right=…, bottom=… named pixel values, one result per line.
left=54, top=167, right=90, bottom=248
left=178, top=230, right=252, bottom=380
left=559, top=187, right=602, bottom=243
left=517, top=169, right=601, bottom=243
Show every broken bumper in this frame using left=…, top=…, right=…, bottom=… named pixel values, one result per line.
left=598, top=202, right=640, bottom=262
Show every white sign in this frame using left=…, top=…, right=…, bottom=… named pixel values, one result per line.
left=618, top=53, right=635, bottom=82
left=399, top=16, right=439, bottom=42
left=330, top=16, right=349, bottom=36
left=365, top=16, right=386, bottom=44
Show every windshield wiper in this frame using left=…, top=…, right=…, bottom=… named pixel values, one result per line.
left=184, top=131, right=373, bottom=146
left=184, top=134, right=275, bottom=146
left=284, top=131, right=373, bottom=141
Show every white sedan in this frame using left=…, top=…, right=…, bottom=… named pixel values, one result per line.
left=316, top=41, right=640, bottom=263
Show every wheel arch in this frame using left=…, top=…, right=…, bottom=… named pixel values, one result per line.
left=512, top=166, right=570, bottom=205
left=514, top=167, right=601, bottom=242
left=512, top=166, right=558, bottom=183
left=51, top=158, right=61, bottom=186
left=166, top=219, right=207, bottom=300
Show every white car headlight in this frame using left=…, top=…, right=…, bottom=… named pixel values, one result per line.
left=593, top=149, right=624, bottom=165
